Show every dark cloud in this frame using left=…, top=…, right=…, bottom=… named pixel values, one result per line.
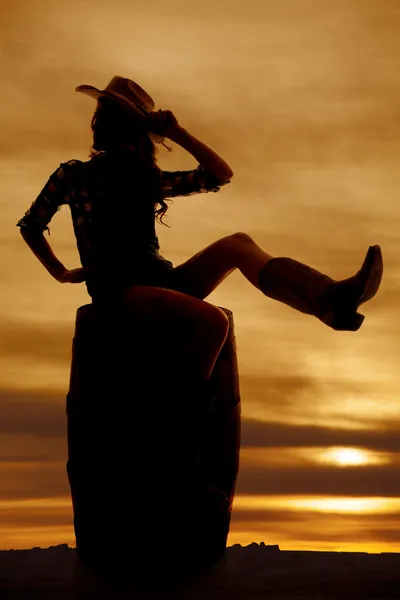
left=2, top=501, right=400, bottom=549
left=230, top=508, right=400, bottom=547
left=239, top=373, right=318, bottom=412
left=4, top=386, right=400, bottom=449
left=241, top=416, right=400, bottom=453
left=362, top=528, right=400, bottom=544
left=2, top=388, right=400, bottom=501
left=0, top=321, right=74, bottom=365
left=239, top=373, right=394, bottom=429
left=279, top=525, right=400, bottom=545
left=1, top=390, right=66, bottom=438
left=0, top=505, right=70, bottom=529
left=0, top=435, right=66, bottom=463
left=236, top=463, right=400, bottom=497
left=232, top=507, right=400, bottom=529
left=0, top=461, right=69, bottom=501
left=232, top=508, right=313, bottom=524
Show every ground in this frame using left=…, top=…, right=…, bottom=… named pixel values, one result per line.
left=1, top=543, right=399, bottom=599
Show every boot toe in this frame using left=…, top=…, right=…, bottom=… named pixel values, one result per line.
left=331, top=312, right=365, bottom=331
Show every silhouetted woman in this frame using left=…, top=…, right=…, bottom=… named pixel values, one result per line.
left=17, top=75, right=383, bottom=387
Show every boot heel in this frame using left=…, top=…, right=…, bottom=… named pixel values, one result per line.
left=331, top=312, right=365, bottom=331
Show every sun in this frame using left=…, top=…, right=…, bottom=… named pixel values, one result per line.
left=324, top=447, right=369, bottom=466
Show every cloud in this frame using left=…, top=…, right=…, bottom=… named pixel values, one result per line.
left=239, top=373, right=318, bottom=413
left=0, top=461, right=69, bottom=501
left=241, top=417, right=400, bottom=453
left=236, top=463, right=400, bottom=497
left=2, top=384, right=400, bottom=448
left=0, top=390, right=66, bottom=438
left=239, top=371, right=399, bottom=431
left=0, top=504, right=70, bottom=529
left=232, top=505, right=400, bottom=535
left=0, top=320, right=74, bottom=365
left=230, top=510, right=400, bottom=546
left=2, top=388, right=400, bottom=502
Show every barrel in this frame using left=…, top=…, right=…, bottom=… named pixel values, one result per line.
left=66, top=303, right=241, bottom=581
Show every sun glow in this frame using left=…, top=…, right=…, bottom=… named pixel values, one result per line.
left=234, top=496, right=400, bottom=515
left=310, top=446, right=388, bottom=467
left=322, top=447, right=370, bottom=466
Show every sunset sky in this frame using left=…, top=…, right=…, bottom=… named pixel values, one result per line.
left=1, top=0, right=400, bottom=552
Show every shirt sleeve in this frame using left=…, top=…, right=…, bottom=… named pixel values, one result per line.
left=159, top=164, right=231, bottom=198
left=16, top=161, right=74, bottom=235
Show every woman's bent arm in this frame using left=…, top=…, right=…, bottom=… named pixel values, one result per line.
left=20, top=227, right=67, bottom=282
left=170, top=127, right=233, bottom=182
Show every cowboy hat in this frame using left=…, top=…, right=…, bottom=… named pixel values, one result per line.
left=75, top=75, right=166, bottom=145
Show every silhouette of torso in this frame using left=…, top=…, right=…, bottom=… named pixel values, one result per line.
left=69, top=151, right=174, bottom=298
left=16, top=148, right=231, bottom=301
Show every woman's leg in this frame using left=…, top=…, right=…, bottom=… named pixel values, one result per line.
left=170, top=233, right=383, bottom=331
left=118, top=285, right=229, bottom=385
left=171, top=232, right=274, bottom=299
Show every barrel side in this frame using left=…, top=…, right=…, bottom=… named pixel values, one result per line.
left=66, top=304, right=241, bottom=578
left=195, top=307, right=241, bottom=565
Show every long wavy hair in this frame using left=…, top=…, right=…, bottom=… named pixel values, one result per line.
left=88, top=96, right=172, bottom=226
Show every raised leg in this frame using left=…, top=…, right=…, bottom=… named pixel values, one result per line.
left=170, top=233, right=383, bottom=331
left=172, top=232, right=274, bottom=299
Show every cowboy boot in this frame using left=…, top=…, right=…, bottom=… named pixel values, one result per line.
left=258, top=245, right=383, bottom=331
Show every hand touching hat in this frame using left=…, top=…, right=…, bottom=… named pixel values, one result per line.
left=75, top=75, right=167, bottom=145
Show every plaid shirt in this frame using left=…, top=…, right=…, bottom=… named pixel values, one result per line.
left=16, top=153, right=230, bottom=290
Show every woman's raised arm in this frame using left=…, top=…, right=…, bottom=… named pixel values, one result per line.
left=149, top=110, right=234, bottom=182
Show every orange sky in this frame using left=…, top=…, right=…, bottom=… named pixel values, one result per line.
left=1, top=0, right=400, bottom=552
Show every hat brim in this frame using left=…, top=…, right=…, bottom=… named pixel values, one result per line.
left=75, top=85, right=166, bottom=145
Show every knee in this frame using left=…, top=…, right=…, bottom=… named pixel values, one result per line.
left=198, top=305, right=230, bottom=340
left=228, top=231, right=254, bottom=245
left=213, top=306, right=230, bottom=336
